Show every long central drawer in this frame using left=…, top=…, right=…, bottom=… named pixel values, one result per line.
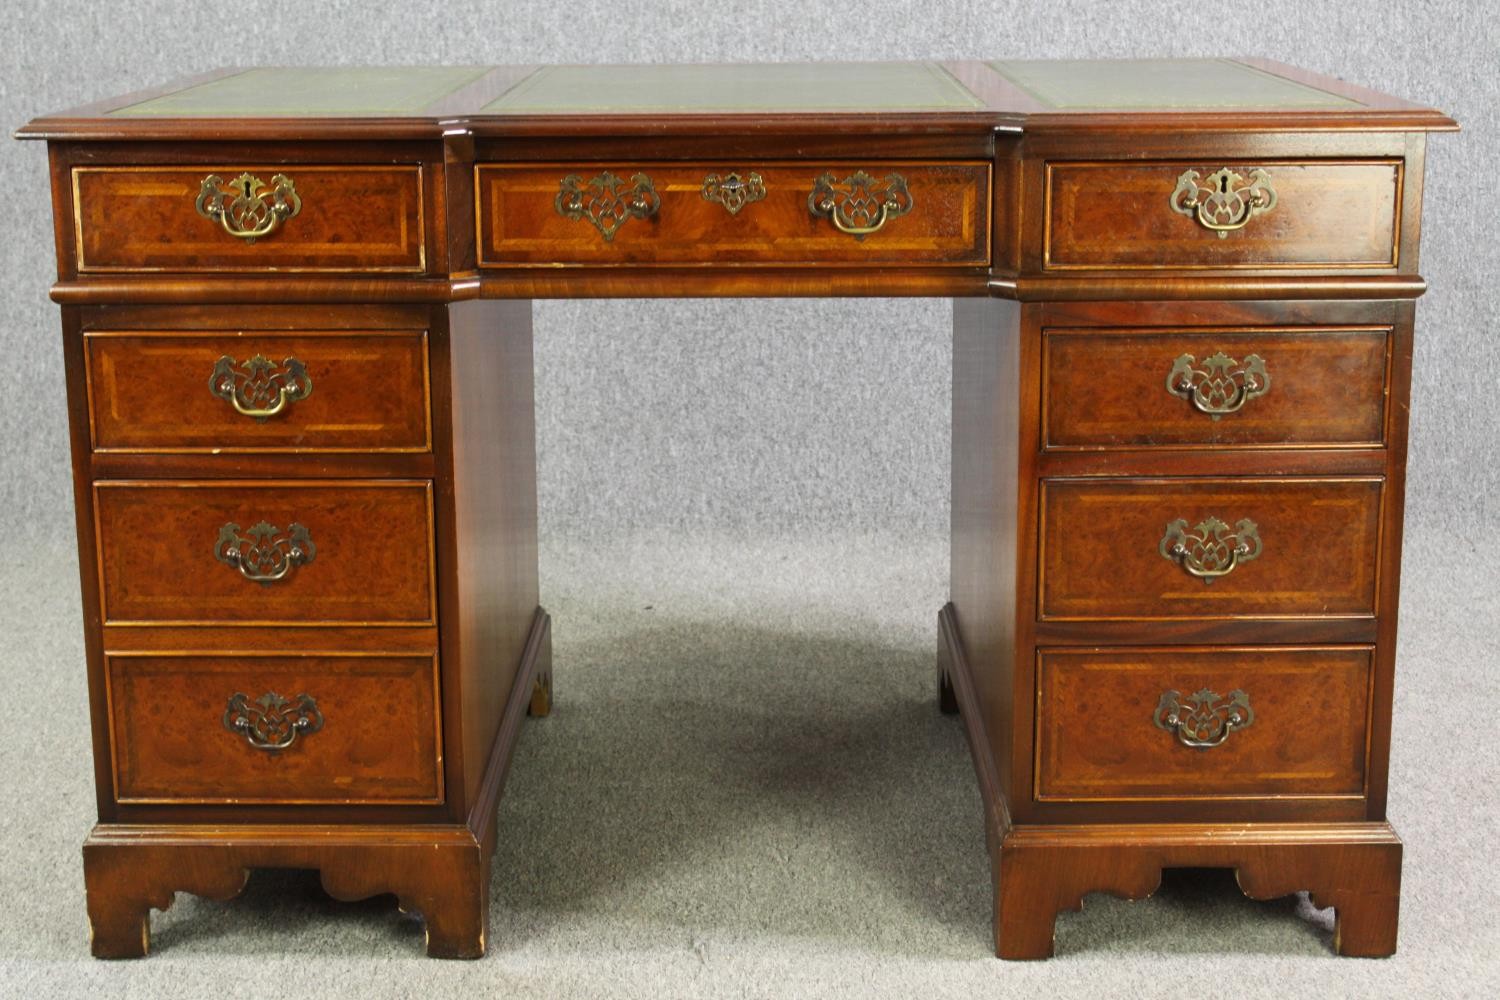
left=476, top=161, right=991, bottom=266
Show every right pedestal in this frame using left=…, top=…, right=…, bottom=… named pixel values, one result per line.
left=948, top=289, right=1416, bottom=958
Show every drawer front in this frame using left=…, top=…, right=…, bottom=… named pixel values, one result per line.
left=95, top=481, right=436, bottom=625
left=108, top=652, right=442, bottom=804
left=1044, top=160, right=1401, bottom=270
left=1035, top=646, right=1371, bottom=802
left=1043, top=327, right=1390, bottom=449
left=73, top=165, right=427, bottom=273
left=476, top=161, right=990, bottom=266
left=1040, top=478, right=1382, bottom=620
left=86, top=330, right=432, bottom=453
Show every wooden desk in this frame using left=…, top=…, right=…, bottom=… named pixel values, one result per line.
left=17, top=59, right=1455, bottom=960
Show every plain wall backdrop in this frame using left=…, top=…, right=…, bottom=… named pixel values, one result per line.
left=1, top=0, right=1494, bottom=551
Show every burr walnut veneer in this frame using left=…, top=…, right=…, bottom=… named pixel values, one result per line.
left=16, top=59, right=1454, bottom=960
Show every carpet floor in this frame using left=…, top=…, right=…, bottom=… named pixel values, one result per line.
left=0, top=528, right=1494, bottom=998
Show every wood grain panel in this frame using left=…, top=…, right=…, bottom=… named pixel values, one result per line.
left=1043, top=326, right=1390, bottom=449
left=73, top=166, right=427, bottom=272
left=950, top=299, right=1025, bottom=806
left=437, top=301, right=542, bottom=809
left=1044, top=160, right=1400, bottom=269
left=86, top=330, right=431, bottom=453
left=95, top=481, right=436, bottom=625
left=1035, top=646, right=1371, bottom=801
left=1039, top=478, right=1383, bottom=620
left=107, top=652, right=441, bottom=804
left=476, top=161, right=989, bottom=266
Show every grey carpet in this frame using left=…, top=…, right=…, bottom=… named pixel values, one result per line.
left=0, top=526, right=1495, bottom=998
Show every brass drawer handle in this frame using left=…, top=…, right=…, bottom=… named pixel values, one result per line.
left=555, top=171, right=659, bottom=241
left=701, top=171, right=766, bottom=214
left=223, top=692, right=323, bottom=751
left=1159, top=516, right=1261, bottom=582
left=195, top=172, right=302, bottom=242
left=1167, top=351, right=1269, bottom=419
left=215, top=521, right=316, bottom=584
left=1154, top=687, right=1254, bottom=749
left=808, top=170, right=913, bottom=238
left=1170, top=167, right=1276, bottom=237
left=210, top=354, right=313, bottom=421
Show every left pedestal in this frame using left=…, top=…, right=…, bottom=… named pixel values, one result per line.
left=58, top=270, right=545, bottom=956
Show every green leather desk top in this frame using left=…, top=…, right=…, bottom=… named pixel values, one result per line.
left=18, top=58, right=1453, bottom=139
left=104, top=59, right=1355, bottom=116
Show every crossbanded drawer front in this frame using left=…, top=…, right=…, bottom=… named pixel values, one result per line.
left=86, top=330, right=432, bottom=453
left=1039, top=477, right=1383, bottom=620
left=72, top=165, right=427, bottom=273
left=1043, top=327, right=1391, bottom=449
left=476, top=161, right=990, bottom=266
left=1034, top=646, right=1372, bottom=802
left=107, top=652, right=442, bottom=804
left=94, top=481, right=436, bottom=626
left=1044, top=159, right=1401, bottom=270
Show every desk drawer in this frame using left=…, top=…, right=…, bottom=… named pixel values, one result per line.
left=1035, top=646, right=1371, bottom=803
left=1044, top=159, right=1401, bottom=270
left=95, top=481, right=436, bottom=626
left=1039, top=478, right=1382, bottom=621
left=107, top=652, right=442, bottom=804
left=72, top=165, right=428, bottom=273
left=476, top=161, right=989, bottom=266
left=1043, top=326, right=1391, bottom=449
left=86, top=330, right=432, bottom=453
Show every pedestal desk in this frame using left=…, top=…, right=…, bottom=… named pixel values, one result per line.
left=16, top=59, right=1455, bottom=959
